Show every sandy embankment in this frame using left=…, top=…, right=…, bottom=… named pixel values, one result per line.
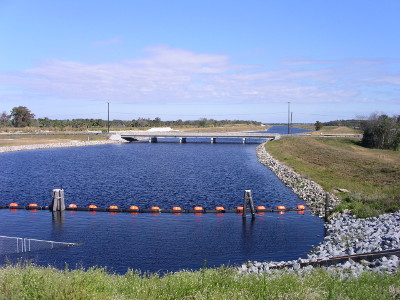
left=0, top=139, right=123, bottom=154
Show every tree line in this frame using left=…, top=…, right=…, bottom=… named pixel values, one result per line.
left=0, top=106, right=261, bottom=130
left=2, top=106, right=398, bottom=150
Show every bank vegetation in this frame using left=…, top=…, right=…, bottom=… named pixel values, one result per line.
left=266, top=137, right=400, bottom=217
left=0, top=263, right=399, bottom=300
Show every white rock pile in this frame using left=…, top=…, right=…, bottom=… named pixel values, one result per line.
left=239, top=211, right=400, bottom=276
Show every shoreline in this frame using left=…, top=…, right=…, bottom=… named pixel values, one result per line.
left=0, top=140, right=123, bottom=153
left=240, top=142, right=400, bottom=276
left=256, top=142, right=340, bottom=218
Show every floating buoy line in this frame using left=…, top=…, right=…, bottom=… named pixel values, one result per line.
left=1, top=203, right=307, bottom=214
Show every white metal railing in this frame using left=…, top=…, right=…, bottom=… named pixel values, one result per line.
left=0, top=235, right=78, bottom=255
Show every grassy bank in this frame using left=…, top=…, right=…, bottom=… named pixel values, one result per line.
left=266, top=137, right=400, bottom=217
left=306, top=126, right=362, bottom=136
left=0, top=263, right=399, bottom=299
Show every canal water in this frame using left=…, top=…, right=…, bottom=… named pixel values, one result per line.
left=0, top=126, right=323, bottom=274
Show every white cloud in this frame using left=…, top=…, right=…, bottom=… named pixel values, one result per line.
left=1, top=46, right=399, bottom=105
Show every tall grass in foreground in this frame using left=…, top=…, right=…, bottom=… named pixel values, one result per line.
left=0, top=263, right=399, bottom=299
left=266, top=137, right=400, bottom=217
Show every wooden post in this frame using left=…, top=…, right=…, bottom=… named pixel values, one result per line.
left=243, top=190, right=255, bottom=219
left=51, top=189, right=65, bottom=212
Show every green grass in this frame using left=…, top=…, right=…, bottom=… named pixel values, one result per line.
left=266, top=137, right=400, bottom=217
left=0, top=262, right=399, bottom=299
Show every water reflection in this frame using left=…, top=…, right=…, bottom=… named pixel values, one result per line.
left=52, top=211, right=65, bottom=225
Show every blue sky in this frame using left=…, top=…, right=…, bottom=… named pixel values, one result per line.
left=1, top=0, right=399, bottom=123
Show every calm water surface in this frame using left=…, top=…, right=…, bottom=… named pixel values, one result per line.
left=0, top=132, right=323, bottom=274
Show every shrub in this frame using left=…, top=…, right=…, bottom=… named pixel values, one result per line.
left=361, top=114, right=400, bottom=150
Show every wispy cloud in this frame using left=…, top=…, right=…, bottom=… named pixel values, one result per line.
left=1, top=46, right=399, bottom=105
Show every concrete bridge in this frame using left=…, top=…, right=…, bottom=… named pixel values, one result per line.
left=119, top=131, right=280, bottom=144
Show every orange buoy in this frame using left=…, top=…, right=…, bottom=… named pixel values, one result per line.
left=29, top=203, right=38, bottom=208
left=68, top=204, right=78, bottom=208
left=236, top=206, right=244, bottom=211
left=9, top=203, right=18, bottom=207
left=172, top=206, right=182, bottom=211
left=297, top=205, right=306, bottom=210
left=277, top=205, right=286, bottom=210
left=88, top=205, right=97, bottom=209
left=151, top=206, right=160, bottom=211
left=257, top=206, right=266, bottom=210
left=193, top=206, right=203, bottom=211
left=215, top=206, right=224, bottom=211
left=130, top=206, right=139, bottom=210
left=109, top=205, right=118, bottom=210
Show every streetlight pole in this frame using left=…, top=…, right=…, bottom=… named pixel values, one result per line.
left=287, top=102, right=290, bottom=134
left=107, top=102, right=110, bottom=133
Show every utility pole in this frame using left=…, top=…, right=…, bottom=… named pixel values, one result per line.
left=291, top=112, right=293, bottom=133
left=107, top=102, right=110, bottom=133
left=287, top=102, right=291, bottom=134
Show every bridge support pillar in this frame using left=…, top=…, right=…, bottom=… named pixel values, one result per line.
left=149, top=137, right=158, bottom=143
left=179, top=137, right=187, bottom=143
left=210, top=138, right=216, bottom=143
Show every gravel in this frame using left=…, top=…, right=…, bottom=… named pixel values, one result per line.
left=239, top=210, right=400, bottom=276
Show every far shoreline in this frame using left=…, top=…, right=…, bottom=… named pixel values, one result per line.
left=0, top=139, right=123, bottom=154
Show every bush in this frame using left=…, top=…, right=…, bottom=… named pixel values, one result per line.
left=361, top=114, right=400, bottom=150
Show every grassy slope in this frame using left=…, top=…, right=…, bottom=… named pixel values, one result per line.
left=266, top=137, right=400, bottom=217
left=1, top=264, right=399, bottom=300
left=287, top=125, right=362, bottom=135
left=307, top=126, right=362, bottom=135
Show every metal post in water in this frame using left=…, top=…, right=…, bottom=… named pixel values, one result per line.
left=243, top=190, right=256, bottom=219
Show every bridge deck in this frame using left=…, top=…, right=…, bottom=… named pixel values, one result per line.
left=120, top=131, right=280, bottom=141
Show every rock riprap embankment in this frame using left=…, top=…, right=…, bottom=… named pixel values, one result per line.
left=244, top=142, right=400, bottom=276
left=0, top=140, right=122, bottom=153
left=239, top=211, right=400, bottom=276
left=256, top=143, right=340, bottom=217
